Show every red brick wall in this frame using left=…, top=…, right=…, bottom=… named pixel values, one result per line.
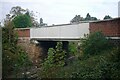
left=15, top=29, right=30, bottom=37
left=89, top=18, right=120, bottom=37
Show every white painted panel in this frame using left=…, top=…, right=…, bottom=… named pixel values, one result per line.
left=60, top=24, right=79, bottom=38
left=30, top=27, right=60, bottom=38
left=119, top=1, right=120, bottom=17
left=78, top=23, right=89, bottom=38
left=30, top=23, right=89, bottom=40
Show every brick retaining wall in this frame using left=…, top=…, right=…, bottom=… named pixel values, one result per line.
left=89, top=18, right=120, bottom=37
left=15, top=28, right=30, bottom=37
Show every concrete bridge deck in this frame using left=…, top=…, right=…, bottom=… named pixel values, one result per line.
left=30, top=23, right=89, bottom=41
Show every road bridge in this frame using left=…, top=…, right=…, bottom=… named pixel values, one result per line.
left=15, top=17, right=120, bottom=43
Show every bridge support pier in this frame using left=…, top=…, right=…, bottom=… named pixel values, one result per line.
left=38, top=41, right=57, bottom=59
left=37, top=41, right=69, bottom=60
left=62, top=41, right=69, bottom=58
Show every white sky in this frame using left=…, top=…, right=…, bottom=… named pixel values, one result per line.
left=0, top=0, right=120, bottom=25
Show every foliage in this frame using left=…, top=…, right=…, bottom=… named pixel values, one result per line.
left=85, top=13, right=91, bottom=20
left=38, top=32, right=119, bottom=79
left=5, top=6, right=27, bottom=22
left=39, top=18, right=47, bottom=27
left=70, top=15, right=84, bottom=23
left=26, top=10, right=40, bottom=27
left=42, top=42, right=66, bottom=71
left=69, top=47, right=120, bottom=79
left=68, top=42, right=77, bottom=56
left=39, top=47, right=120, bottom=79
left=104, top=15, right=112, bottom=20
left=85, top=13, right=97, bottom=21
left=70, top=13, right=97, bottom=23
left=2, top=21, right=32, bottom=78
left=55, top=42, right=66, bottom=66
left=80, top=32, right=111, bottom=55
left=5, top=6, right=47, bottom=28
left=10, top=6, right=26, bottom=17
left=6, top=6, right=40, bottom=27
left=12, top=14, right=32, bottom=28
left=40, top=18, right=43, bottom=24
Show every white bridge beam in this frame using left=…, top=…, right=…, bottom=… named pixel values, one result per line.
left=30, top=23, right=89, bottom=41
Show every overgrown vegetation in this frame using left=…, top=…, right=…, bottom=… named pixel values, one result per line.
left=38, top=32, right=120, bottom=79
left=40, top=42, right=66, bottom=77
left=68, top=42, right=78, bottom=56
left=80, top=32, right=111, bottom=55
left=2, top=21, right=32, bottom=78
left=40, top=47, right=119, bottom=79
left=2, top=20, right=119, bottom=79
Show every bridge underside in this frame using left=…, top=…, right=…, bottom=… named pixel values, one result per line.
left=31, top=38, right=81, bottom=41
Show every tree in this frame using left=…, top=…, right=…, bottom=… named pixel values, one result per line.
left=91, top=17, right=97, bottom=20
left=70, top=15, right=84, bottom=23
left=8, top=6, right=39, bottom=27
left=85, top=13, right=91, bottom=20
left=42, top=42, right=66, bottom=70
left=85, top=13, right=97, bottom=21
left=2, top=20, right=31, bottom=78
left=10, top=6, right=26, bottom=19
left=12, top=14, right=32, bottom=28
left=70, top=13, right=98, bottom=23
left=26, top=10, right=37, bottom=27
left=40, top=18, right=43, bottom=24
left=103, top=15, right=112, bottom=20
left=39, top=18, right=47, bottom=27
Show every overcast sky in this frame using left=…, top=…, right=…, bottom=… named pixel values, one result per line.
left=0, top=0, right=120, bottom=25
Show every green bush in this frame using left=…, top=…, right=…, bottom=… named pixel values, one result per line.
left=68, top=42, right=77, bottom=56
left=12, top=14, right=32, bottom=28
left=39, top=46, right=120, bottom=79
left=80, top=32, right=111, bottom=55
left=42, top=42, right=66, bottom=71
left=2, top=21, right=32, bottom=78
left=47, top=47, right=120, bottom=79
left=71, top=47, right=119, bottom=79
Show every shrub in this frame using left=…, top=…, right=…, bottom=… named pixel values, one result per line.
left=2, top=21, right=32, bottom=78
left=42, top=42, right=66, bottom=71
left=70, top=47, right=120, bottom=79
left=80, top=32, right=111, bottom=55
left=68, top=42, right=77, bottom=56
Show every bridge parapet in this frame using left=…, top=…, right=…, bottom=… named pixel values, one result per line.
left=30, top=23, right=89, bottom=41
